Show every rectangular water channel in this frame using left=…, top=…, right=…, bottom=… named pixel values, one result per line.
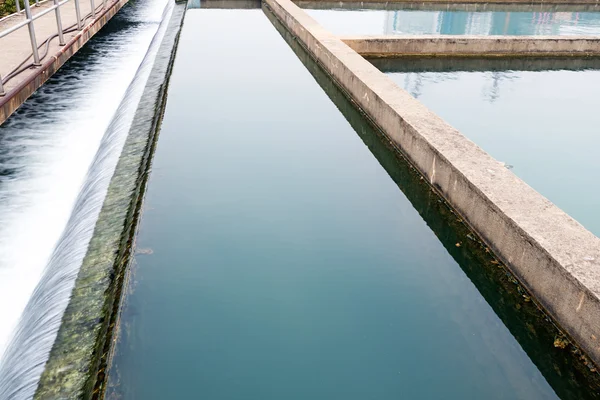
left=305, top=8, right=600, bottom=36
left=375, top=59, right=600, bottom=237
left=106, top=7, right=600, bottom=400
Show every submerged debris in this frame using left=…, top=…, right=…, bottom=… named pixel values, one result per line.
left=554, top=336, right=570, bottom=349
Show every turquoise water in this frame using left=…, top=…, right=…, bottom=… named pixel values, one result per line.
left=106, top=8, right=598, bottom=400
left=385, top=68, right=600, bottom=237
left=307, top=9, right=600, bottom=36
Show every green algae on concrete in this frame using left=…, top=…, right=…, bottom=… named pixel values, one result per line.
left=33, top=3, right=186, bottom=399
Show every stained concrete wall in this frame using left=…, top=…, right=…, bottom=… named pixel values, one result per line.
left=342, top=36, right=600, bottom=58
left=265, top=0, right=600, bottom=369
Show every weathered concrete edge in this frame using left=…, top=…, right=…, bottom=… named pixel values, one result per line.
left=266, top=0, right=600, bottom=368
left=341, top=36, right=600, bottom=58
left=369, top=56, right=600, bottom=73
left=0, top=0, right=128, bottom=126
left=33, top=3, right=186, bottom=399
left=296, top=1, right=600, bottom=12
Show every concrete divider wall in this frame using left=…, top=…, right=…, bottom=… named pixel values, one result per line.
left=265, top=0, right=600, bottom=368
left=341, top=36, right=600, bottom=58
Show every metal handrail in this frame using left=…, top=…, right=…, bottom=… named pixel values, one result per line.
left=0, top=0, right=103, bottom=96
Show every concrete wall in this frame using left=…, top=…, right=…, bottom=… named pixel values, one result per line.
left=0, top=0, right=127, bottom=125
left=265, top=0, right=600, bottom=370
left=341, top=36, right=600, bottom=58
left=187, top=0, right=261, bottom=8
left=369, top=56, right=600, bottom=73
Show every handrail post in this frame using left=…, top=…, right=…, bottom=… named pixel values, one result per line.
left=53, top=0, right=65, bottom=45
left=74, top=0, right=82, bottom=29
left=23, top=0, right=41, bottom=66
left=90, top=0, right=95, bottom=18
left=15, top=0, right=21, bottom=13
left=0, top=75, right=5, bottom=97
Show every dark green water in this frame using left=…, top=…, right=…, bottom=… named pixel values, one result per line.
left=385, top=67, right=600, bottom=237
left=106, top=8, right=598, bottom=400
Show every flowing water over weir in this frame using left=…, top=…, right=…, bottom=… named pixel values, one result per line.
left=0, top=0, right=171, bottom=397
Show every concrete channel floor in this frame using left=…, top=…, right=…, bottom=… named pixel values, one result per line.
left=0, top=0, right=101, bottom=93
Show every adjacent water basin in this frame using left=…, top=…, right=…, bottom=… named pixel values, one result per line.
left=383, top=64, right=600, bottom=237
left=305, top=9, right=600, bottom=36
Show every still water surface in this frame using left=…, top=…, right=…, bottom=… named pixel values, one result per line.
left=106, top=9, right=565, bottom=400
left=386, top=68, right=600, bottom=236
left=307, top=9, right=600, bottom=35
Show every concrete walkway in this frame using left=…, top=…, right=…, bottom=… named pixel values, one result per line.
left=0, top=0, right=100, bottom=93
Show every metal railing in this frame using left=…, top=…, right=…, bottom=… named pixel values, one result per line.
left=0, top=0, right=103, bottom=96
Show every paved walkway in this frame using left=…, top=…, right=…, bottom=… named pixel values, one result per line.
left=0, top=0, right=100, bottom=93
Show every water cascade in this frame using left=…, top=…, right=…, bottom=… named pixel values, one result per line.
left=0, top=0, right=172, bottom=397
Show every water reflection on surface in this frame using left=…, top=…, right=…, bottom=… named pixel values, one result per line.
left=384, top=65, right=600, bottom=236
left=307, top=9, right=600, bottom=35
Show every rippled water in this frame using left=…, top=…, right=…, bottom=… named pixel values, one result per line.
left=307, top=9, right=600, bottom=36
left=0, top=0, right=169, bottom=397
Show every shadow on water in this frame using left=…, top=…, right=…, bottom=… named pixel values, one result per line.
left=369, top=56, right=600, bottom=74
left=264, top=6, right=600, bottom=400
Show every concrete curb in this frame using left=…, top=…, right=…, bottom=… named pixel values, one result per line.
left=341, top=35, right=600, bottom=58
left=0, top=0, right=128, bottom=125
left=296, top=0, right=600, bottom=5
left=265, top=0, right=600, bottom=370
left=33, top=2, right=186, bottom=399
